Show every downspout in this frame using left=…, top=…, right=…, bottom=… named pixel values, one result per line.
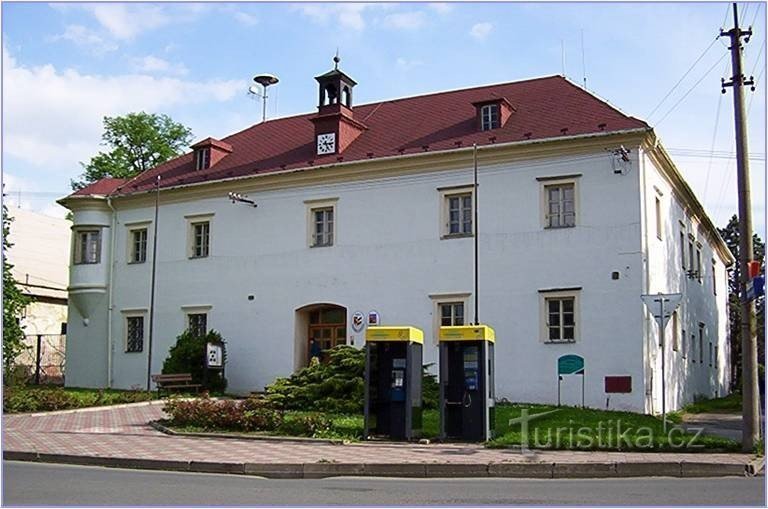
left=639, top=150, right=652, bottom=414
left=106, top=196, right=117, bottom=388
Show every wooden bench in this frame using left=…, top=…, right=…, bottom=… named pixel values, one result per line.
left=151, top=373, right=201, bottom=396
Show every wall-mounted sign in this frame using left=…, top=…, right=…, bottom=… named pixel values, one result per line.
left=367, top=310, right=380, bottom=326
left=352, top=311, right=365, bottom=332
left=206, top=342, right=223, bottom=368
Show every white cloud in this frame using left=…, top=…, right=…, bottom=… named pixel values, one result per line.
left=3, top=45, right=243, bottom=169
left=53, top=24, right=118, bottom=54
left=83, top=4, right=171, bottom=40
left=131, top=55, right=189, bottom=76
left=469, top=22, right=493, bottom=41
left=396, top=57, right=424, bottom=71
left=232, top=10, right=259, bottom=27
left=383, top=11, right=426, bottom=30
left=294, top=3, right=379, bottom=31
left=428, top=3, right=454, bottom=14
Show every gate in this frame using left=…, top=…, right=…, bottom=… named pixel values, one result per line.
left=18, top=334, right=66, bottom=385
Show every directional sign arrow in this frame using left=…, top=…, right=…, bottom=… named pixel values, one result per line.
left=641, top=293, right=683, bottom=331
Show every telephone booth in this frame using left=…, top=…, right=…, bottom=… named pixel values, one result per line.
left=438, top=325, right=495, bottom=441
left=364, top=326, right=423, bottom=440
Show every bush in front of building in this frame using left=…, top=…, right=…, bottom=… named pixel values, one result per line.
left=161, top=329, right=228, bottom=392
left=163, top=395, right=283, bottom=432
left=422, top=363, right=439, bottom=410
left=264, top=345, right=365, bottom=414
left=3, top=386, right=155, bottom=413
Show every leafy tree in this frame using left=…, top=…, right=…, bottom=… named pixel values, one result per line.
left=162, top=329, right=227, bottom=392
left=717, top=215, right=765, bottom=390
left=71, top=112, right=193, bottom=190
left=2, top=203, right=32, bottom=382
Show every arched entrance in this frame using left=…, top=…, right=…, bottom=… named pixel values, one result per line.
left=294, top=303, right=347, bottom=369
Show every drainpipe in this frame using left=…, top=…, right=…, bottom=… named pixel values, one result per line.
left=106, top=196, right=117, bottom=388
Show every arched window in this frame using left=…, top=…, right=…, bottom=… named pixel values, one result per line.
left=325, top=84, right=338, bottom=105
left=342, top=86, right=351, bottom=107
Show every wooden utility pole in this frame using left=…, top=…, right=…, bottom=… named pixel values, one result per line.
left=721, top=2, right=759, bottom=452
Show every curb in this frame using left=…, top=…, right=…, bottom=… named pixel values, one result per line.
left=149, top=421, right=346, bottom=445
left=3, top=451, right=760, bottom=479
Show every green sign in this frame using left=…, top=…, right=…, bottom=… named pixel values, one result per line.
left=558, top=355, right=584, bottom=375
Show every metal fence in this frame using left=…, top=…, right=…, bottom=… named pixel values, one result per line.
left=17, top=334, right=66, bottom=385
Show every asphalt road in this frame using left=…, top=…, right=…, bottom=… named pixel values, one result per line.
left=2, top=461, right=765, bottom=506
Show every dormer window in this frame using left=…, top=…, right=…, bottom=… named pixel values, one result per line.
left=195, top=147, right=211, bottom=170
left=473, top=98, right=515, bottom=132
left=480, top=104, right=500, bottom=131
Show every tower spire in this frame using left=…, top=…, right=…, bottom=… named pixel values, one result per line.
left=333, top=49, right=340, bottom=70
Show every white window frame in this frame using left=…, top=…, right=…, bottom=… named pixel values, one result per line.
left=181, top=305, right=212, bottom=336
left=73, top=228, right=102, bottom=265
left=696, top=244, right=703, bottom=283
left=480, top=103, right=500, bottom=131
left=680, top=229, right=687, bottom=269
left=438, top=185, right=475, bottom=239
left=672, top=310, right=679, bottom=351
left=305, top=198, right=338, bottom=248
left=126, top=222, right=150, bottom=264
left=654, top=196, right=663, bottom=240
left=712, top=259, right=717, bottom=295
left=429, top=292, right=470, bottom=345
left=681, top=327, right=687, bottom=359
left=539, top=288, right=581, bottom=343
left=698, top=323, right=705, bottom=364
left=195, top=147, right=211, bottom=170
left=121, top=309, right=147, bottom=353
left=538, top=175, right=580, bottom=229
left=186, top=213, right=214, bottom=259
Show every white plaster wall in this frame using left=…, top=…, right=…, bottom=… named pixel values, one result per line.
left=86, top=148, right=650, bottom=410
left=640, top=149, right=732, bottom=413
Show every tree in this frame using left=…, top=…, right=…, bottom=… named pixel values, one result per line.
left=71, top=112, right=193, bottom=190
left=2, top=203, right=32, bottom=381
left=717, top=215, right=765, bottom=391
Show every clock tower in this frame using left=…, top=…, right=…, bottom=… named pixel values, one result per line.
left=310, top=55, right=367, bottom=156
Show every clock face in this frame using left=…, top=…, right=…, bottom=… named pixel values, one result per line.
left=317, top=133, right=336, bottom=155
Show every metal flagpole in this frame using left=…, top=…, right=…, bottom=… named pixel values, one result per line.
left=146, top=175, right=161, bottom=391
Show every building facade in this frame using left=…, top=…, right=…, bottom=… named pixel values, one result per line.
left=60, top=69, right=733, bottom=413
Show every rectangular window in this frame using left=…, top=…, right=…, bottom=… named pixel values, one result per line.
left=195, top=147, right=211, bottom=170
left=688, top=240, right=695, bottom=277
left=691, top=333, right=696, bottom=362
left=681, top=328, right=687, bottom=359
left=311, top=207, right=334, bottom=247
left=698, top=324, right=705, bottom=364
left=696, top=248, right=702, bottom=282
left=130, top=228, right=148, bottom=264
left=672, top=311, right=679, bottom=351
left=714, top=344, right=719, bottom=370
left=126, top=316, right=144, bottom=353
left=191, top=221, right=210, bottom=258
left=446, top=193, right=473, bottom=236
left=655, top=197, right=662, bottom=240
left=74, top=230, right=101, bottom=264
left=480, top=104, right=500, bottom=131
left=712, top=262, right=717, bottom=295
left=545, top=296, right=576, bottom=342
left=708, top=341, right=713, bottom=367
left=545, top=183, right=576, bottom=228
left=187, top=313, right=207, bottom=337
left=680, top=231, right=687, bottom=269
left=439, top=302, right=465, bottom=326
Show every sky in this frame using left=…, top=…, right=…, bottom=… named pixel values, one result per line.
left=2, top=1, right=766, bottom=235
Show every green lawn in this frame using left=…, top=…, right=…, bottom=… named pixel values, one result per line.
left=165, top=402, right=739, bottom=451
left=680, top=393, right=742, bottom=414
left=3, top=385, right=160, bottom=413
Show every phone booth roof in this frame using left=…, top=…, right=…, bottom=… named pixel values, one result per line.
left=438, top=325, right=496, bottom=342
left=365, top=326, right=424, bottom=344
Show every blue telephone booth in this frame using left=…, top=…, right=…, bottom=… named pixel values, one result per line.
left=438, top=325, right=495, bottom=441
left=364, top=326, right=423, bottom=440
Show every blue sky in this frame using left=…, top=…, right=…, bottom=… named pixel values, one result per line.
left=2, top=1, right=765, bottom=234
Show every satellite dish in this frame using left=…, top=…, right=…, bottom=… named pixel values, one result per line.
left=253, top=74, right=279, bottom=87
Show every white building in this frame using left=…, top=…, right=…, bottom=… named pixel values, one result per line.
left=6, top=208, right=70, bottom=381
left=59, top=67, right=733, bottom=413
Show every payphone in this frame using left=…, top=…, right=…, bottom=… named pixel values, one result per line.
left=438, top=325, right=495, bottom=441
left=364, top=326, right=423, bottom=440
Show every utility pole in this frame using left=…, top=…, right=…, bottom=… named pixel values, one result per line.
left=721, top=2, right=759, bottom=452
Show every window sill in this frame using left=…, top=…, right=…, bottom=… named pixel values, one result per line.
left=543, top=339, right=576, bottom=344
left=310, top=244, right=334, bottom=248
left=127, top=260, right=146, bottom=265
left=125, top=350, right=143, bottom=354
left=188, top=255, right=210, bottom=260
left=74, top=261, right=100, bottom=265
left=441, top=233, right=474, bottom=240
left=544, top=225, right=576, bottom=230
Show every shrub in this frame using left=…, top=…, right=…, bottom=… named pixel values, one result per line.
left=163, top=395, right=283, bottom=432
left=265, top=345, right=365, bottom=414
left=2, top=387, right=155, bottom=413
left=278, top=412, right=333, bottom=437
left=422, top=363, right=439, bottom=410
left=162, top=330, right=227, bottom=392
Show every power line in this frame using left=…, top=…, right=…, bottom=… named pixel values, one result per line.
left=646, top=35, right=721, bottom=121
left=654, top=52, right=729, bottom=127
left=702, top=64, right=726, bottom=206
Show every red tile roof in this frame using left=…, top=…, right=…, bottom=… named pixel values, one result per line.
left=78, top=75, right=649, bottom=197
left=72, top=178, right=129, bottom=196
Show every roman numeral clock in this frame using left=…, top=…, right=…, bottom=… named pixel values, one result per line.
left=317, top=133, right=336, bottom=155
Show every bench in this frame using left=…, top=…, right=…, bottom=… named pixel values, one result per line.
left=151, top=373, right=201, bottom=396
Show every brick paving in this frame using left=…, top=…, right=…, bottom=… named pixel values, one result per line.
left=2, top=402, right=754, bottom=466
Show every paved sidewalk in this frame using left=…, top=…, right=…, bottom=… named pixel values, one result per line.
left=3, top=403, right=762, bottom=478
